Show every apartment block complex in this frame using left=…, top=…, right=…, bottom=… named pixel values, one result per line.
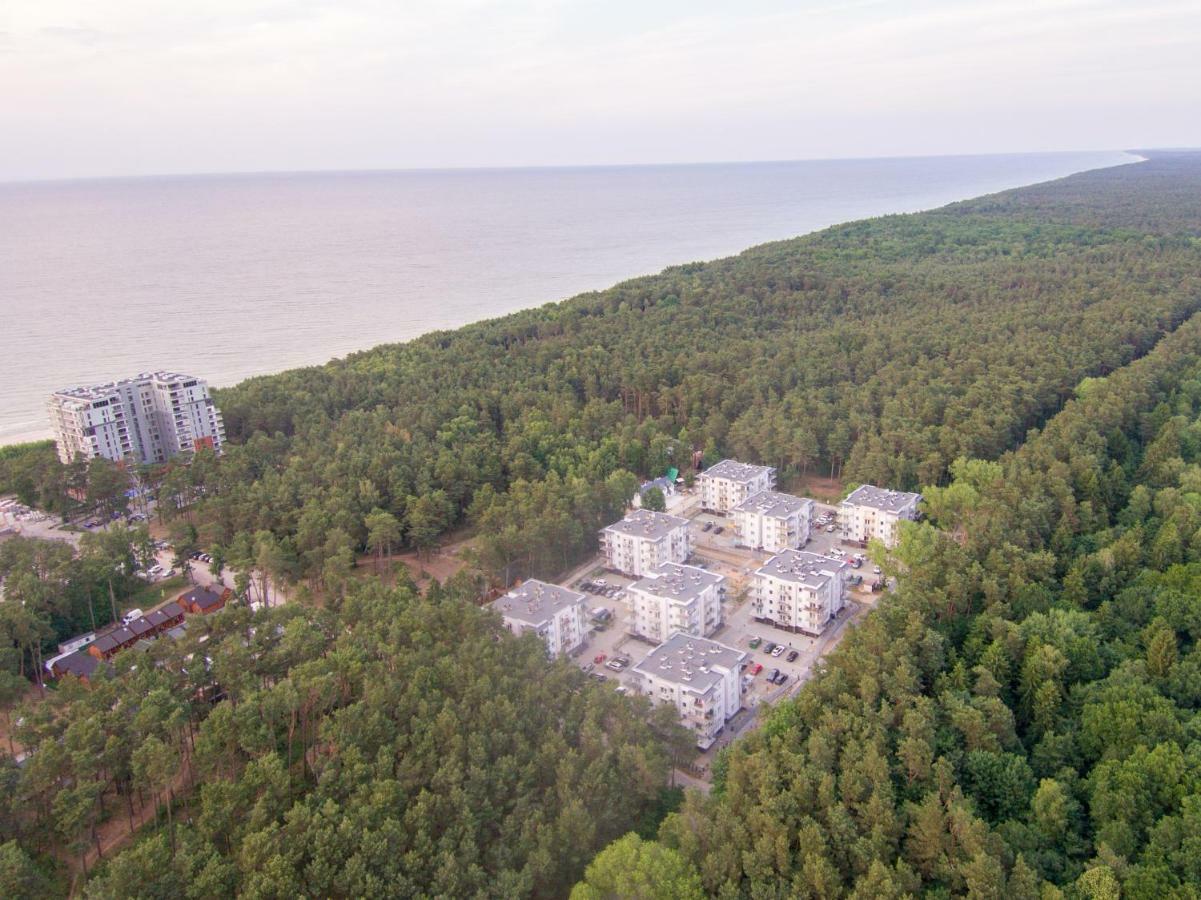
left=490, top=579, right=588, bottom=659
left=600, top=508, right=691, bottom=577
left=698, top=459, right=776, bottom=513
left=840, top=485, right=922, bottom=548
left=626, top=562, right=725, bottom=643
left=732, top=490, right=814, bottom=552
left=751, top=549, right=848, bottom=636
left=633, top=632, right=747, bottom=749
left=48, top=372, right=225, bottom=466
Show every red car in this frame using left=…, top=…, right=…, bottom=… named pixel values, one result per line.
left=594, top=654, right=606, bottom=664
left=749, top=663, right=763, bottom=675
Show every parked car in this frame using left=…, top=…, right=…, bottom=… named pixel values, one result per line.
left=749, top=663, right=763, bottom=675
left=763, top=642, right=777, bottom=654
left=872, top=566, right=882, bottom=574
left=748, top=637, right=762, bottom=649
left=771, top=645, right=785, bottom=657
left=773, top=672, right=789, bottom=686
left=702, top=522, right=713, bottom=532
left=768, top=668, right=779, bottom=683
left=594, top=654, right=606, bottom=664
left=714, top=526, right=724, bottom=535
left=786, top=650, right=799, bottom=663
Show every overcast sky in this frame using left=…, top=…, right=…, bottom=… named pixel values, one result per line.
left=2, top=0, right=1199, bottom=181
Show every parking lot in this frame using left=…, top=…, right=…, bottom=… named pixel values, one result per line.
left=569, top=570, right=657, bottom=691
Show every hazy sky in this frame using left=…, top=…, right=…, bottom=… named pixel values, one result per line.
left=2, top=0, right=1199, bottom=180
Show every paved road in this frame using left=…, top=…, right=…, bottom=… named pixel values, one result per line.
left=0, top=508, right=81, bottom=549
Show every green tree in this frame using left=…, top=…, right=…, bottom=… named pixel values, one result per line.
left=364, top=507, right=402, bottom=575
left=640, top=487, right=666, bottom=512
left=570, top=834, right=704, bottom=900
left=0, top=841, right=50, bottom=900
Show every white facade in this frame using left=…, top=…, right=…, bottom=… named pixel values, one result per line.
left=733, top=491, right=814, bottom=552
left=751, top=549, right=848, bottom=636
left=48, top=372, right=225, bottom=466
left=600, top=509, right=691, bottom=577
left=627, top=563, right=725, bottom=643
left=490, top=579, right=587, bottom=658
left=840, top=485, right=922, bottom=548
left=698, top=459, right=776, bottom=513
left=633, top=632, right=748, bottom=749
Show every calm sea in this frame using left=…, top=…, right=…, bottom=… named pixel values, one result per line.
left=0, top=151, right=1138, bottom=444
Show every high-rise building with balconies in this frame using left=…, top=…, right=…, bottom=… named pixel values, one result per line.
left=48, top=372, right=225, bottom=466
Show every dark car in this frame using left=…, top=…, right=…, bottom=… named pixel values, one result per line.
left=714, top=526, right=724, bottom=535
left=786, top=650, right=799, bottom=663
left=763, top=642, right=777, bottom=654
left=768, top=668, right=780, bottom=683
left=773, top=672, right=789, bottom=686
left=702, top=522, right=713, bottom=532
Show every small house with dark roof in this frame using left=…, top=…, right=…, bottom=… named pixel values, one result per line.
left=145, top=601, right=185, bottom=633
left=89, top=625, right=138, bottom=660
left=181, top=586, right=232, bottom=615
left=52, top=650, right=107, bottom=682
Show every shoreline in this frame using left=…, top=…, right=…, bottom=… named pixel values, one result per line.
left=0, top=150, right=1143, bottom=448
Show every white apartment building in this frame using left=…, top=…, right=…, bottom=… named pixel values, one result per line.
left=490, top=579, right=588, bottom=659
left=48, top=372, right=225, bottom=466
left=840, top=485, right=922, bottom=548
left=600, top=509, right=691, bottom=577
left=751, top=549, right=848, bottom=636
left=733, top=490, right=814, bottom=552
left=633, top=632, right=748, bottom=750
left=698, top=459, right=776, bottom=514
left=627, top=562, right=725, bottom=643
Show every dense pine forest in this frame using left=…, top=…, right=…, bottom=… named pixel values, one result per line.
left=175, top=155, right=1201, bottom=588
left=5, top=152, right=1201, bottom=896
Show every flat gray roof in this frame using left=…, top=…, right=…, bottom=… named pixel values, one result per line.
left=733, top=490, right=812, bottom=519
left=700, top=459, right=775, bottom=483
left=603, top=508, right=689, bottom=542
left=755, top=549, right=847, bottom=589
left=634, top=632, right=747, bottom=693
left=53, top=372, right=208, bottom=401
left=629, top=563, right=723, bottom=604
left=843, top=484, right=922, bottom=513
left=490, top=579, right=585, bottom=626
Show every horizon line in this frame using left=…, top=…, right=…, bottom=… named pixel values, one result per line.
left=0, top=146, right=1154, bottom=189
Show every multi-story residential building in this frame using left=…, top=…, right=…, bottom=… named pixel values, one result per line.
left=698, top=459, right=776, bottom=514
left=627, top=562, right=725, bottom=643
left=48, top=372, right=226, bottom=465
left=600, top=508, right=691, bottom=577
left=732, top=490, right=814, bottom=552
left=633, top=632, right=748, bottom=750
left=751, top=549, right=848, bottom=636
left=840, top=485, right=922, bottom=548
left=490, top=579, right=588, bottom=658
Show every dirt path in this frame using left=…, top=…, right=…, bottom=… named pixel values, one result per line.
left=73, top=759, right=193, bottom=885
left=357, top=531, right=477, bottom=589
